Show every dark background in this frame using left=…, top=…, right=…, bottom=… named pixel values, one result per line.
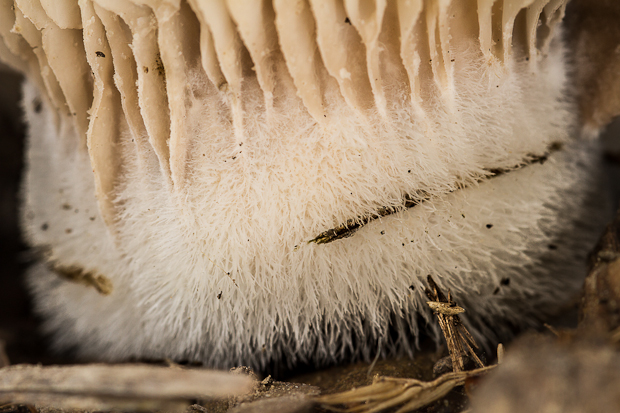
left=0, top=66, right=33, bottom=364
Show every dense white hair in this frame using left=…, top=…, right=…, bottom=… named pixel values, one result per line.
left=0, top=0, right=607, bottom=370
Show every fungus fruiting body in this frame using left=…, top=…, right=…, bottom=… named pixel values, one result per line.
left=0, top=0, right=609, bottom=370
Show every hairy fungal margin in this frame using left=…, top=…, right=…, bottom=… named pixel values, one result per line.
left=310, top=142, right=565, bottom=245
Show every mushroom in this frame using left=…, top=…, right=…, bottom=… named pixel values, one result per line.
left=0, top=0, right=617, bottom=371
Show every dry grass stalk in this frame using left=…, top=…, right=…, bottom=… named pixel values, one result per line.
left=317, top=366, right=496, bottom=413
left=0, top=364, right=254, bottom=411
left=425, top=275, right=485, bottom=372
left=317, top=279, right=495, bottom=412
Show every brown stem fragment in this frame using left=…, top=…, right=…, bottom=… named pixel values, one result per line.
left=425, top=275, right=484, bottom=372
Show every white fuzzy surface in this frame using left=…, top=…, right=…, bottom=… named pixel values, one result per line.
left=5, top=0, right=608, bottom=370
left=21, top=61, right=605, bottom=369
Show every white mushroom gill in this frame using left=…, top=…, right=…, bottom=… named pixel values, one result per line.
left=0, top=0, right=609, bottom=369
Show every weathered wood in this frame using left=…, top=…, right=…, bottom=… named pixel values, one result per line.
left=0, top=364, right=254, bottom=411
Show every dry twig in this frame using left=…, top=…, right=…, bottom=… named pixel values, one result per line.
left=425, top=275, right=484, bottom=372
left=0, top=364, right=254, bottom=411
left=317, top=278, right=496, bottom=412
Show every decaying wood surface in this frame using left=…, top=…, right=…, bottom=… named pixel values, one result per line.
left=469, top=334, right=620, bottom=413
left=203, top=370, right=320, bottom=413
left=468, top=207, right=620, bottom=412
left=0, top=364, right=254, bottom=411
left=581, top=208, right=620, bottom=333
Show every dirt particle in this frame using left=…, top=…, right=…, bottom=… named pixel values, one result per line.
left=51, top=263, right=113, bottom=295
left=217, top=291, right=222, bottom=300
left=41, top=223, right=48, bottom=231
left=95, top=51, right=105, bottom=58
left=65, top=228, right=72, bottom=234
left=486, top=224, right=493, bottom=229
left=155, top=53, right=165, bottom=76
left=62, top=204, right=71, bottom=210
left=344, top=17, right=351, bottom=24
left=548, top=244, right=558, bottom=250
left=500, top=277, right=510, bottom=286
left=33, top=98, right=42, bottom=113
